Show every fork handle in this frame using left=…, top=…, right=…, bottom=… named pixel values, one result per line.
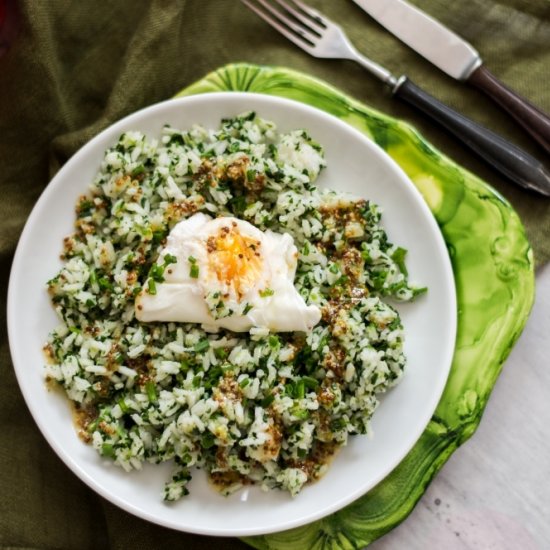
left=392, top=77, right=550, bottom=197
left=468, top=66, right=550, bottom=155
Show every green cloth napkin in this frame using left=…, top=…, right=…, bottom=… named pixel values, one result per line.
left=0, top=1, right=548, bottom=549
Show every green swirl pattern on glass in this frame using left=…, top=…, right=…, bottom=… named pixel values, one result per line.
left=176, top=63, right=534, bottom=549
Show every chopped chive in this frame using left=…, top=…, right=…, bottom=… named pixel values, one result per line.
left=243, top=303, right=253, bottom=315
left=330, top=418, right=346, bottom=431
left=163, top=253, right=177, bottom=265
left=412, top=286, right=428, bottom=298
left=295, top=380, right=305, bottom=399
left=188, top=255, right=197, bottom=263
left=101, top=443, right=116, bottom=457
left=147, top=279, right=157, bottom=295
left=259, top=288, right=274, bottom=298
left=391, top=247, right=408, bottom=276
left=291, top=407, right=310, bottom=420
left=180, top=360, right=190, bottom=372
left=194, top=339, right=210, bottom=353
left=302, top=376, right=319, bottom=390
left=190, top=263, right=199, bottom=278
left=201, top=433, right=216, bottom=449
left=87, top=419, right=98, bottom=433
left=77, top=199, right=94, bottom=218
left=239, top=378, right=250, bottom=388
left=69, top=326, right=81, bottom=334
left=118, top=398, right=129, bottom=413
left=329, top=263, right=339, bottom=274
left=284, top=382, right=295, bottom=397
left=261, top=394, right=275, bottom=407
left=145, top=381, right=157, bottom=403
left=98, top=276, right=113, bottom=290
left=152, top=229, right=168, bottom=244
left=148, top=263, right=165, bottom=282
left=214, top=347, right=227, bottom=360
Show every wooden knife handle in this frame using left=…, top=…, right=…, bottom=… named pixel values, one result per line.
left=468, top=65, right=550, bottom=154
left=392, top=77, right=550, bottom=196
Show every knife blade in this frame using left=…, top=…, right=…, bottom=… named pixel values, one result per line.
left=351, top=0, right=550, bottom=154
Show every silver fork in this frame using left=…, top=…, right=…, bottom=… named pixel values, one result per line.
left=241, top=0, right=550, bottom=197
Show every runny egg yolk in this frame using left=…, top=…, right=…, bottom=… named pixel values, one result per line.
left=206, top=223, right=262, bottom=299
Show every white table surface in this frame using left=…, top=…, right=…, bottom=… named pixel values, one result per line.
left=369, top=264, right=550, bottom=549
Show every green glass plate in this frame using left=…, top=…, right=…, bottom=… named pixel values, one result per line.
left=176, top=63, right=534, bottom=549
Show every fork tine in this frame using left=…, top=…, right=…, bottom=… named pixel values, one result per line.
left=274, top=0, right=327, bottom=29
left=241, top=0, right=316, bottom=50
left=255, top=0, right=319, bottom=41
left=290, top=0, right=327, bottom=26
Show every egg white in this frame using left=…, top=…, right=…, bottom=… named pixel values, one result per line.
left=135, top=213, right=321, bottom=332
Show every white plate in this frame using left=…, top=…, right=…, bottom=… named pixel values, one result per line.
left=7, top=92, right=456, bottom=536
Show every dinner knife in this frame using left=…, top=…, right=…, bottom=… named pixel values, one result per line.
left=351, top=0, right=550, bottom=154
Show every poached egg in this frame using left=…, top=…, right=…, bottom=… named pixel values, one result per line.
left=135, top=213, right=321, bottom=332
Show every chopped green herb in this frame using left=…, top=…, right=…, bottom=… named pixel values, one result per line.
left=201, top=433, right=216, bottom=449
left=412, top=286, right=428, bottom=298
left=204, top=366, right=223, bottom=389
left=330, top=418, right=347, bottom=431
left=180, top=360, right=190, bottom=372
left=145, top=381, right=157, bottom=403
left=152, top=229, right=168, bottom=244
left=147, top=278, right=157, bottom=295
left=194, top=339, right=210, bottom=353
left=131, top=165, right=145, bottom=177
left=302, top=376, right=319, bottom=390
left=77, top=199, right=94, bottom=218
left=164, top=253, right=177, bottom=265
left=268, top=335, right=279, bottom=348
left=291, top=407, right=310, bottom=420
left=148, top=263, right=165, bottom=282
left=101, top=443, right=116, bottom=458
left=259, top=288, right=274, bottom=298
left=214, top=347, right=227, bottom=360
left=295, top=379, right=305, bottom=399
left=261, top=394, right=275, bottom=407
left=98, top=276, right=113, bottom=291
left=391, top=247, right=408, bottom=276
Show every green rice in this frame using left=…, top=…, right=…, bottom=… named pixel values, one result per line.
left=44, top=112, right=425, bottom=500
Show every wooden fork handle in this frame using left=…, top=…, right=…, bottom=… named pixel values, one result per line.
left=468, top=65, right=550, bottom=154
